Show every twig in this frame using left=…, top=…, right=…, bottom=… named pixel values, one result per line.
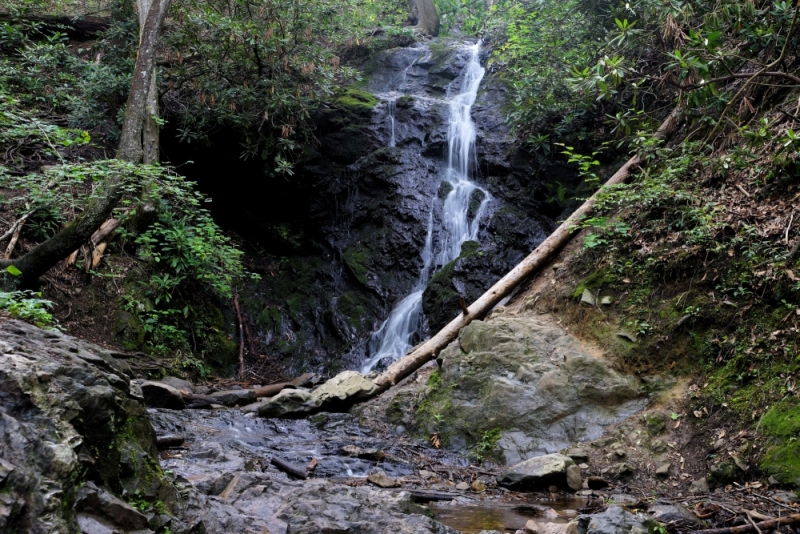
left=3, top=218, right=25, bottom=259
left=735, top=184, right=751, bottom=198
left=745, top=511, right=762, bottom=534
left=787, top=210, right=796, bottom=244
left=233, top=293, right=245, bottom=379
left=692, top=513, right=800, bottom=534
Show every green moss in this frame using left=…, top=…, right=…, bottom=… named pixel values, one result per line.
left=334, top=87, right=379, bottom=110
left=337, top=291, right=372, bottom=329
left=760, top=398, right=800, bottom=438
left=762, top=442, right=800, bottom=486
left=343, top=245, right=370, bottom=285
left=572, top=267, right=617, bottom=299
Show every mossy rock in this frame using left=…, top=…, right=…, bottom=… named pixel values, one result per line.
left=759, top=399, right=800, bottom=487
left=112, top=310, right=145, bottom=350
left=572, top=267, right=618, bottom=299
left=334, top=86, right=379, bottom=112
left=343, top=245, right=371, bottom=286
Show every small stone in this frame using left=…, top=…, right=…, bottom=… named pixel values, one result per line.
left=581, top=289, right=596, bottom=306
left=600, top=296, right=613, bottom=305
left=655, top=463, right=671, bottom=477
left=772, top=491, right=798, bottom=504
left=608, top=493, right=640, bottom=507
left=587, top=476, right=609, bottom=489
left=578, top=463, right=589, bottom=470
left=395, top=425, right=406, bottom=435
left=456, top=482, right=470, bottom=491
left=616, top=331, right=636, bottom=343
left=497, top=453, right=576, bottom=491
left=565, top=448, right=589, bottom=463
left=471, top=479, right=487, bottom=492
left=768, top=476, right=780, bottom=486
left=609, top=462, right=635, bottom=476
left=642, top=412, right=667, bottom=435
left=367, top=469, right=400, bottom=488
left=689, top=477, right=709, bottom=493
left=566, top=464, right=582, bottom=491
left=712, top=438, right=726, bottom=451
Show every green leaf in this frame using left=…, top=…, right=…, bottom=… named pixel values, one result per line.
left=6, top=265, right=22, bottom=276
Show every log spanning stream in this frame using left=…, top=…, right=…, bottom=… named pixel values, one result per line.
left=361, top=42, right=491, bottom=373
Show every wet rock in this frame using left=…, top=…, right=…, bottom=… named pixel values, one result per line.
left=340, top=445, right=386, bottom=461
left=498, top=453, right=576, bottom=491
left=566, top=464, right=583, bottom=491
left=209, top=389, right=257, bottom=407
left=455, top=481, right=470, bottom=490
left=577, top=507, right=659, bottom=534
left=310, top=370, right=377, bottom=407
left=772, top=491, right=798, bottom=504
left=159, top=376, right=194, bottom=394
left=608, top=494, right=640, bottom=507
left=76, top=482, right=149, bottom=530
left=140, top=381, right=186, bottom=410
left=526, top=519, right=579, bottom=534
left=254, top=383, right=293, bottom=398
left=587, top=476, right=609, bottom=489
left=646, top=500, right=701, bottom=527
left=367, top=469, right=400, bottom=488
left=0, top=320, right=177, bottom=532
left=240, top=399, right=270, bottom=413
left=257, top=389, right=314, bottom=418
left=419, top=317, right=649, bottom=463
left=689, top=478, right=709, bottom=493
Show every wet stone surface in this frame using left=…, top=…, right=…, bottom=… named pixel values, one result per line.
left=150, top=409, right=467, bottom=480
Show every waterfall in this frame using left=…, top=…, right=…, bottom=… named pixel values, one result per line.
left=387, top=99, right=396, bottom=148
left=361, top=42, right=491, bottom=373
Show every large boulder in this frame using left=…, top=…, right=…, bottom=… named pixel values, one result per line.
left=413, top=317, right=649, bottom=463
left=140, top=381, right=186, bottom=410
left=498, top=453, right=576, bottom=490
left=0, top=319, right=176, bottom=533
left=258, top=389, right=315, bottom=418
left=310, top=371, right=377, bottom=406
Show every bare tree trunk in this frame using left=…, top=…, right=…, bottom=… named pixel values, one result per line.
left=117, top=0, right=171, bottom=163
left=368, top=107, right=684, bottom=396
left=0, top=0, right=171, bottom=288
left=137, top=0, right=161, bottom=165
left=407, top=0, right=439, bottom=36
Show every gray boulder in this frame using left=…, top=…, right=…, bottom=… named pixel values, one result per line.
left=258, top=389, right=314, bottom=418
left=310, top=370, right=377, bottom=406
left=209, top=389, right=256, bottom=407
left=0, top=319, right=177, bottom=533
left=416, top=317, right=649, bottom=463
left=159, top=376, right=194, bottom=394
left=646, top=500, right=702, bottom=527
left=140, top=381, right=186, bottom=409
left=578, top=507, right=660, bottom=534
left=498, top=453, right=576, bottom=490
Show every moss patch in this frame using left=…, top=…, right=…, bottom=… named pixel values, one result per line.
left=334, top=87, right=379, bottom=111
left=343, top=245, right=370, bottom=286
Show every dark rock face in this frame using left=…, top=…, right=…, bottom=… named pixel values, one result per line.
left=244, top=39, right=574, bottom=375
left=0, top=319, right=177, bottom=533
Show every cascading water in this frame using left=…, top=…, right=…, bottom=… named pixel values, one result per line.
left=387, top=99, right=396, bottom=148
left=361, top=42, right=491, bottom=373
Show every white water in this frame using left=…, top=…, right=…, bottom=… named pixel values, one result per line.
left=361, top=43, right=491, bottom=373
left=387, top=99, right=396, bottom=147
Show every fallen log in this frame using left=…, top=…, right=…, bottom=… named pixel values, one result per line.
left=691, top=513, right=800, bottom=534
left=156, top=434, right=185, bottom=449
left=254, top=383, right=294, bottom=398
left=405, top=489, right=458, bottom=502
left=370, top=107, right=683, bottom=396
left=183, top=394, right=216, bottom=409
left=270, top=457, right=308, bottom=480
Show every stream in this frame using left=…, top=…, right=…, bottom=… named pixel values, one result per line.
left=149, top=407, right=596, bottom=533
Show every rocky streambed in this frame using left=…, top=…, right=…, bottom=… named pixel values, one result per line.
left=3, top=314, right=797, bottom=534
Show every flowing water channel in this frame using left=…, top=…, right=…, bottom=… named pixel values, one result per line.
left=361, top=42, right=491, bottom=373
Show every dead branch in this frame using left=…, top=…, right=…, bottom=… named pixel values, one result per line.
left=691, top=513, right=800, bottom=534
left=270, top=457, right=308, bottom=480
left=233, top=293, right=245, bottom=379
